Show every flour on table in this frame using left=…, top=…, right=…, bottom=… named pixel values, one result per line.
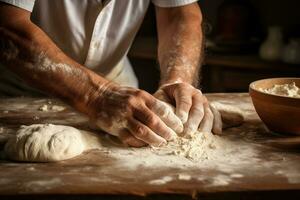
left=259, top=82, right=300, bottom=98
left=4, top=103, right=246, bottom=164
left=153, top=132, right=225, bottom=162
left=151, top=103, right=244, bottom=162
left=38, top=104, right=65, bottom=112
left=4, top=124, right=102, bottom=162
left=148, top=176, right=173, bottom=185
left=38, top=104, right=48, bottom=111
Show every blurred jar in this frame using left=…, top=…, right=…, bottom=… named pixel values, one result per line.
left=282, top=39, right=300, bottom=64
left=259, top=26, right=284, bottom=61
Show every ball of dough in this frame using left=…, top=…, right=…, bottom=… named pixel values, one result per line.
left=5, top=124, right=85, bottom=162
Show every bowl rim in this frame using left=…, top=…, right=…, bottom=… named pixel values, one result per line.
left=249, top=77, right=300, bottom=100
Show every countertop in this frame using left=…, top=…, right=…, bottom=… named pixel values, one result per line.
left=0, top=93, right=299, bottom=199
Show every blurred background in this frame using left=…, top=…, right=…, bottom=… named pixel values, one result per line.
left=128, top=0, right=300, bottom=93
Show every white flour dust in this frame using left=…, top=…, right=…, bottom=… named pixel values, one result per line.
left=25, top=178, right=62, bottom=192
left=148, top=176, right=173, bottom=185
left=108, top=132, right=259, bottom=187
left=153, top=132, right=226, bottom=162
left=38, top=104, right=65, bottom=112
left=259, top=82, right=300, bottom=98
left=38, top=100, right=65, bottom=112
left=109, top=131, right=259, bottom=171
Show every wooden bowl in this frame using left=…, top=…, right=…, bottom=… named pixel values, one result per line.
left=249, top=78, right=300, bottom=135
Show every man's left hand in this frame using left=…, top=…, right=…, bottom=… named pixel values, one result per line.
left=154, top=82, right=222, bottom=135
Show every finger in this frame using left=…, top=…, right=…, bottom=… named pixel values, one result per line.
left=133, top=105, right=177, bottom=141
left=127, top=118, right=167, bottom=147
left=210, top=104, right=223, bottom=135
left=198, top=103, right=214, bottom=133
left=174, top=88, right=192, bottom=124
left=183, top=95, right=205, bottom=136
left=118, top=129, right=147, bottom=147
left=151, top=100, right=184, bottom=134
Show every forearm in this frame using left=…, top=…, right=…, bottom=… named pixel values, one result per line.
left=0, top=23, right=110, bottom=115
left=156, top=5, right=203, bottom=86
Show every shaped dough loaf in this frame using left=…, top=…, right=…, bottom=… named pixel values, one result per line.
left=4, top=124, right=99, bottom=162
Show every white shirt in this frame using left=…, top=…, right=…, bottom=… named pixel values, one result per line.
left=1, top=0, right=197, bottom=79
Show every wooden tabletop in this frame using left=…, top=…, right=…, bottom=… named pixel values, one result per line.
left=0, top=93, right=300, bottom=199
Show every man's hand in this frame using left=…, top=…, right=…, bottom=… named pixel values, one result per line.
left=87, top=84, right=183, bottom=147
left=154, top=82, right=222, bottom=135
left=154, top=3, right=223, bottom=135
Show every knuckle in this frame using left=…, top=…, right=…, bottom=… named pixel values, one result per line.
left=194, top=106, right=204, bottom=115
left=134, top=125, right=148, bottom=138
left=146, top=114, right=159, bottom=127
left=180, top=82, right=194, bottom=90
left=195, top=94, right=207, bottom=104
left=135, top=90, right=148, bottom=99
left=180, top=82, right=189, bottom=87
left=195, top=89, right=203, bottom=95
left=126, top=95, right=137, bottom=107
left=180, top=98, right=192, bottom=107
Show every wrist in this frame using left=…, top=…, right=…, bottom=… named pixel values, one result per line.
left=160, top=77, right=195, bottom=88
left=72, top=71, right=117, bottom=117
left=160, top=69, right=195, bottom=87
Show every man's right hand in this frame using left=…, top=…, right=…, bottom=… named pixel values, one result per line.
left=86, top=84, right=184, bottom=147
left=0, top=3, right=183, bottom=147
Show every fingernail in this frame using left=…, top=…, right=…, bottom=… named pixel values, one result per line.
left=156, top=140, right=167, bottom=147
left=167, top=127, right=178, bottom=141
left=175, top=123, right=184, bottom=134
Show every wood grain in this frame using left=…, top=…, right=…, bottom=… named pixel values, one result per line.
left=0, top=94, right=299, bottom=199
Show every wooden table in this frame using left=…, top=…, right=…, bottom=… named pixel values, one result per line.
left=0, top=93, right=300, bottom=200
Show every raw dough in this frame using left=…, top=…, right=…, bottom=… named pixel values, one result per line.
left=4, top=124, right=102, bottom=162
left=153, top=102, right=245, bottom=161
left=210, top=102, right=244, bottom=128
left=4, top=103, right=244, bottom=163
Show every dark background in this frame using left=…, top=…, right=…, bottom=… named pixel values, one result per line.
left=128, top=0, right=300, bottom=93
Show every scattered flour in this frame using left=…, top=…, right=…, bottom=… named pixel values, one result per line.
left=38, top=105, right=48, bottom=111
left=148, top=176, right=173, bottom=185
left=152, top=131, right=240, bottom=162
left=275, top=170, right=300, bottom=184
left=209, top=174, right=232, bottom=186
left=177, top=174, right=192, bottom=181
left=230, top=173, right=244, bottom=178
left=259, top=82, right=300, bottom=98
left=25, top=178, right=62, bottom=192
left=27, top=167, right=36, bottom=171
left=108, top=132, right=259, bottom=172
left=38, top=104, right=65, bottom=112
left=33, top=116, right=40, bottom=120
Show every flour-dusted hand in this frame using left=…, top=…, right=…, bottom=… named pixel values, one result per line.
left=154, top=82, right=222, bottom=136
left=86, top=83, right=183, bottom=147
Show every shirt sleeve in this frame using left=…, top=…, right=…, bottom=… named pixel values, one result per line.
left=151, top=0, right=198, bottom=7
left=0, top=0, right=35, bottom=12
